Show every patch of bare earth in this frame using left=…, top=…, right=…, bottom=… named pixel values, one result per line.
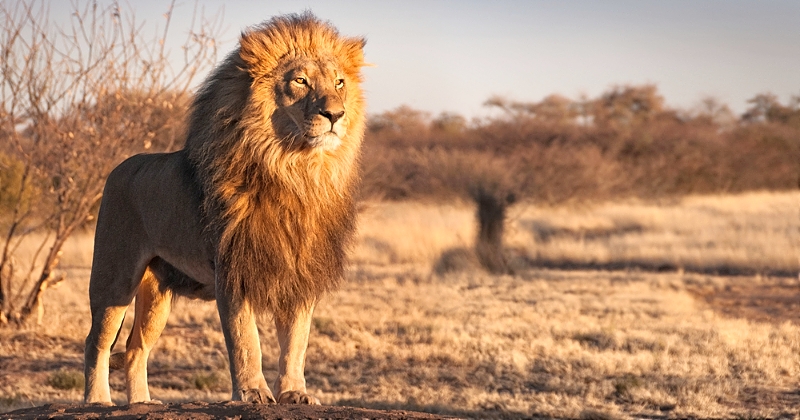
left=687, top=276, right=800, bottom=325
left=685, top=275, right=800, bottom=414
left=3, top=401, right=450, bottom=420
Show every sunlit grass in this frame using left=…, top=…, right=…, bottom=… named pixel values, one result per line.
left=353, top=190, right=800, bottom=275
left=1, top=191, right=798, bottom=418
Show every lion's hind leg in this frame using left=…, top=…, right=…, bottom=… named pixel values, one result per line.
left=125, top=268, right=172, bottom=404
left=85, top=256, right=148, bottom=404
left=84, top=303, right=130, bottom=404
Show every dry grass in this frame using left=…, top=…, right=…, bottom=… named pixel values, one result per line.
left=352, top=202, right=476, bottom=265
left=1, top=191, right=799, bottom=418
left=354, top=190, right=800, bottom=275
left=515, top=191, right=800, bottom=275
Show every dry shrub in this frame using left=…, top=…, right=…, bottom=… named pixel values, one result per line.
left=432, top=247, right=479, bottom=275
left=361, top=86, right=800, bottom=204
left=190, top=371, right=226, bottom=392
left=0, top=0, right=219, bottom=326
left=46, top=370, right=84, bottom=390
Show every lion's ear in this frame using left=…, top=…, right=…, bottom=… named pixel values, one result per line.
left=340, top=37, right=367, bottom=70
left=239, top=30, right=280, bottom=76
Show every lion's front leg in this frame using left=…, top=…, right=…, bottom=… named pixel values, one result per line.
left=216, top=286, right=275, bottom=403
left=274, top=302, right=320, bottom=405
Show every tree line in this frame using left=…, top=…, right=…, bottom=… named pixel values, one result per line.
left=361, top=85, right=800, bottom=205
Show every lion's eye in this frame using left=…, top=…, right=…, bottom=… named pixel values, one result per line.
left=294, top=77, right=307, bottom=85
left=335, top=79, right=345, bottom=89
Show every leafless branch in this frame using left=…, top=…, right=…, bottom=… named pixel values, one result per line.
left=0, top=0, right=220, bottom=326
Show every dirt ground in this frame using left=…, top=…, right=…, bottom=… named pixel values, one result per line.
left=2, top=401, right=451, bottom=420
left=686, top=276, right=800, bottom=325
left=686, top=276, right=800, bottom=414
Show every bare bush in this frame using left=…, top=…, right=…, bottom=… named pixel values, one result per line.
left=362, top=86, right=800, bottom=205
left=0, top=0, right=220, bottom=326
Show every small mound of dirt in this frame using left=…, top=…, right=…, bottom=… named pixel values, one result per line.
left=4, top=401, right=455, bottom=420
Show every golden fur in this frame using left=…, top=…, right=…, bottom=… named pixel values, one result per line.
left=84, top=13, right=367, bottom=405
left=185, top=13, right=366, bottom=320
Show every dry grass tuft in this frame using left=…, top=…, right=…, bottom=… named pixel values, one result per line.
left=190, top=371, right=227, bottom=392
left=46, top=370, right=84, bottom=391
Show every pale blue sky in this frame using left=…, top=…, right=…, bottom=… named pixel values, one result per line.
left=54, top=0, right=800, bottom=117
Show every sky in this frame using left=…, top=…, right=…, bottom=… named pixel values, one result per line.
left=52, top=0, right=800, bottom=118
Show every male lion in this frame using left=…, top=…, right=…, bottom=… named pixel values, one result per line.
left=84, top=13, right=367, bottom=405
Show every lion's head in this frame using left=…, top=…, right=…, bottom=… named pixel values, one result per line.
left=257, top=54, right=350, bottom=151
left=239, top=15, right=367, bottom=153
left=186, top=13, right=366, bottom=160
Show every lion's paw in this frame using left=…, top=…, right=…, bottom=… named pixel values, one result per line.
left=278, top=390, right=320, bottom=405
left=83, top=401, right=115, bottom=407
left=131, top=399, right=163, bottom=405
left=238, top=388, right=276, bottom=404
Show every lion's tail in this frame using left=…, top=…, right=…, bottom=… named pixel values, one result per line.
left=109, top=352, right=125, bottom=370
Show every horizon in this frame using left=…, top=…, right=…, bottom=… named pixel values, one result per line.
left=50, top=0, right=800, bottom=118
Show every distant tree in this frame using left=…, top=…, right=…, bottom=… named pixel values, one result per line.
left=431, top=112, right=467, bottom=135
left=742, top=93, right=800, bottom=127
left=418, top=148, right=530, bottom=274
left=485, top=94, right=578, bottom=125
left=367, top=105, right=431, bottom=136
left=482, top=95, right=525, bottom=116
left=528, top=94, right=577, bottom=125
left=592, top=84, right=665, bottom=128
left=692, top=96, right=736, bottom=129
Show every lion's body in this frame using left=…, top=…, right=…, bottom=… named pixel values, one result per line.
left=84, top=13, right=367, bottom=405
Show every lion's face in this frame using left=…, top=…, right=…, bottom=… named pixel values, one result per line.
left=270, top=58, right=353, bottom=151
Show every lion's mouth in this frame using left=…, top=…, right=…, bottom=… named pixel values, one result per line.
left=306, top=132, right=342, bottom=151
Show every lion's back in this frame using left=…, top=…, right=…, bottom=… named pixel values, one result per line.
left=96, top=151, right=209, bottom=269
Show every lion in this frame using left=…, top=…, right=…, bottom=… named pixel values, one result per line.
left=83, top=13, right=367, bottom=405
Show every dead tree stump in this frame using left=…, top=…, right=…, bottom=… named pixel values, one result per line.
left=474, top=190, right=515, bottom=274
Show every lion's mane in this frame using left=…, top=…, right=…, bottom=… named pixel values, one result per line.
left=183, top=13, right=367, bottom=320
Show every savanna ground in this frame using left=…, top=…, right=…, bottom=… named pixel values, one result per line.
left=1, top=191, right=799, bottom=419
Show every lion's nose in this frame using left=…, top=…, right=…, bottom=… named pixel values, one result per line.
left=319, top=109, right=345, bottom=125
